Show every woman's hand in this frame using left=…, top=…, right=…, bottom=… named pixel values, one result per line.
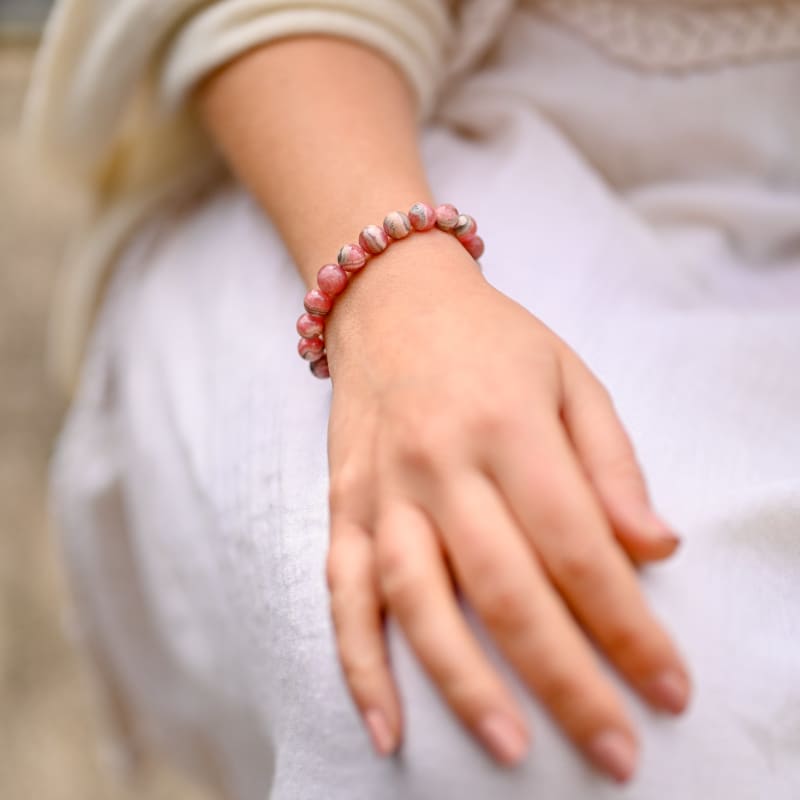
left=197, top=30, right=689, bottom=785
left=324, top=231, right=689, bottom=783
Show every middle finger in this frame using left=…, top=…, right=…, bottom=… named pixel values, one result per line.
left=426, top=471, right=639, bottom=782
left=487, top=416, right=691, bottom=715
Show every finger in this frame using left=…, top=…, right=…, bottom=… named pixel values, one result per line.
left=375, top=501, right=530, bottom=766
left=428, top=472, right=639, bottom=783
left=327, top=515, right=402, bottom=756
left=488, top=419, right=692, bottom=716
left=560, top=355, right=680, bottom=562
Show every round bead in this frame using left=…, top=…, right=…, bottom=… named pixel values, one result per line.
left=359, top=224, right=389, bottom=255
left=383, top=210, right=412, bottom=240
left=317, top=263, right=348, bottom=297
left=304, top=288, right=332, bottom=316
left=298, top=336, right=325, bottom=361
left=435, top=203, right=460, bottom=231
left=296, top=312, right=325, bottom=338
left=337, top=243, right=368, bottom=272
left=309, top=354, right=330, bottom=379
left=454, top=214, right=478, bottom=241
left=407, top=201, right=437, bottom=231
left=461, top=234, right=485, bottom=261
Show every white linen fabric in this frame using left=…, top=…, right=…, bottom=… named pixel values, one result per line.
left=49, top=3, right=800, bottom=800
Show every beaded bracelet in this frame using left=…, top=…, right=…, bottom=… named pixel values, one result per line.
left=296, top=202, right=484, bottom=379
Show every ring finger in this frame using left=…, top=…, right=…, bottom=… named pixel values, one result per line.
left=375, top=500, right=530, bottom=765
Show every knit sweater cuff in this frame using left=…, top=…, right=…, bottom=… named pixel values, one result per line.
left=160, top=0, right=453, bottom=122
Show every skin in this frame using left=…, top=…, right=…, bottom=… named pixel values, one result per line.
left=197, top=35, right=691, bottom=782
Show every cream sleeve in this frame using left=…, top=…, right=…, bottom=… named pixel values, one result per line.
left=23, top=0, right=455, bottom=178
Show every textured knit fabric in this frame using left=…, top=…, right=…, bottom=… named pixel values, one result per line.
left=536, top=0, right=800, bottom=69
left=49, top=3, right=800, bottom=799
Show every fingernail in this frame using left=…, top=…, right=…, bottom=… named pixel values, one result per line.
left=477, top=712, right=528, bottom=766
left=647, top=514, right=681, bottom=541
left=644, top=514, right=682, bottom=551
left=365, top=709, right=396, bottom=756
left=645, top=669, right=690, bottom=714
left=658, top=532, right=682, bottom=552
left=587, top=730, right=637, bottom=783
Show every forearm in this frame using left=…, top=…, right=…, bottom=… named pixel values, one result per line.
left=197, top=35, right=482, bottom=370
left=198, top=35, right=441, bottom=287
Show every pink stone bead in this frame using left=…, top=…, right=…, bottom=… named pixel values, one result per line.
left=359, top=224, right=389, bottom=255
left=304, top=288, right=332, bottom=316
left=297, top=336, right=325, bottom=361
left=296, top=312, right=325, bottom=338
left=435, top=203, right=460, bottom=231
left=454, top=214, right=478, bottom=241
left=309, top=354, right=330, bottom=379
left=337, top=243, right=368, bottom=272
left=407, top=201, right=437, bottom=231
left=383, top=210, right=412, bottom=240
left=461, top=234, right=485, bottom=261
left=317, top=263, right=348, bottom=297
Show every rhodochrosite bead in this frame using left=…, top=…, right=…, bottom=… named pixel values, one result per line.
left=435, top=203, right=460, bottom=231
left=310, top=354, right=330, bottom=379
left=317, top=263, right=348, bottom=297
left=359, top=224, right=389, bottom=255
left=408, top=202, right=436, bottom=231
left=296, top=312, right=325, bottom=338
left=462, top=235, right=485, bottom=260
left=298, top=336, right=325, bottom=361
left=337, top=243, right=368, bottom=271
left=297, top=201, right=484, bottom=377
left=455, top=214, right=477, bottom=241
left=383, top=210, right=412, bottom=240
left=304, top=288, right=332, bottom=316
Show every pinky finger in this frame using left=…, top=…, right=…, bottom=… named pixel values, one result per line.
left=327, top=517, right=402, bottom=755
left=559, top=356, right=681, bottom=563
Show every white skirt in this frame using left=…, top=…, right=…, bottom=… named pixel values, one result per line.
left=51, top=10, right=800, bottom=800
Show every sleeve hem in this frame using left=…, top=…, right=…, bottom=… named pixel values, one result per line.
left=159, top=2, right=453, bottom=123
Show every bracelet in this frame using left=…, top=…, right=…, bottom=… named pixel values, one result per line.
left=296, top=202, right=485, bottom=379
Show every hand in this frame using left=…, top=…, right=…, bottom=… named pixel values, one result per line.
left=323, top=231, right=690, bottom=783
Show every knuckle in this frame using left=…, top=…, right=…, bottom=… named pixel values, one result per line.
left=396, top=439, right=445, bottom=473
left=325, top=543, right=349, bottom=593
left=555, top=544, right=602, bottom=587
left=325, top=558, right=337, bottom=593
left=392, top=419, right=456, bottom=472
left=437, top=671, right=487, bottom=712
left=376, top=539, right=422, bottom=609
left=328, top=465, right=364, bottom=510
left=339, top=647, right=386, bottom=697
left=463, top=400, right=510, bottom=440
left=325, top=549, right=342, bottom=593
left=474, top=575, right=529, bottom=634
left=603, top=620, right=650, bottom=666
left=375, top=534, right=406, bottom=580
left=538, top=669, right=584, bottom=714
left=538, top=670, right=622, bottom=735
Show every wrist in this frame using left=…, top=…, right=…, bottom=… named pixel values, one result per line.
left=293, top=189, right=439, bottom=289
left=324, top=229, right=486, bottom=368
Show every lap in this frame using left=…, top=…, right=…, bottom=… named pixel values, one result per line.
left=53, top=120, right=800, bottom=797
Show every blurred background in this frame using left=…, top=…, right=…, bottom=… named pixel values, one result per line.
left=0, top=3, right=211, bottom=798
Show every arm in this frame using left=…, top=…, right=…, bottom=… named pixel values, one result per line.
left=198, top=34, right=471, bottom=369
left=199, top=35, right=444, bottom=286
left=198, top=35, right=689, bottom=782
